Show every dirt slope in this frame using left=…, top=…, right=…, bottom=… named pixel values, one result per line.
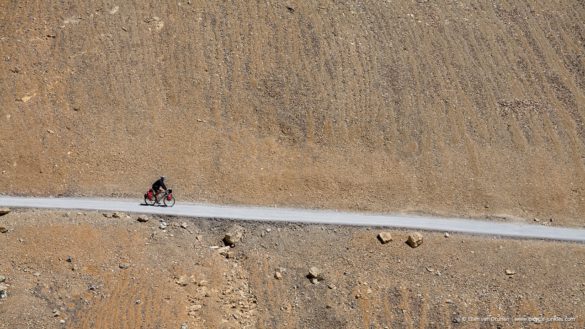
left=1, top=1, right=585, bottom=225
left=1, top=210, right=584, bottom=328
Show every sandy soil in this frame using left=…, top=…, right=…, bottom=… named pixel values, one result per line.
left=1, top=1, right=585, bottom=226
left=1, top=210, right=583, bottom=328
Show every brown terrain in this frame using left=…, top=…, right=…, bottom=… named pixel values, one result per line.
left=0, top=209, right=584, bottom=329
left=1, top=1, right=585, bottom=328
left=1, top=1, right=585, bottom=225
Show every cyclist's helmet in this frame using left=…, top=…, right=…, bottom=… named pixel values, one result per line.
left=160, top=176, right=166, bottom=181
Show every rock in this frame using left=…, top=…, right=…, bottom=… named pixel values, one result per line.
left=180, top=324, right=188, bottom=329
left=0, top=226, right=8, bottom=233
left=119, top=263, right=130, bottom=269
left=137, top=215, right=149, bottom=222
left=444, top=232, right=450, bottom=238
left=159, top=222, right=168, bottom=230
left=112, top=212, right=123, bottom=218
left=59, top=319, right=66, bottom=324
left=66, top=256, right=73, bottom=263
left=176, top=275, right=190, bottom=286
left=406, top=232, right=424, bottom=248
left=505, top=269, right=516, bottom=276
left=377, top=232, right=393, bottom=244
left=223, top=225, right=244, bottom=246
left=53, top=309, right=60, bottom=317
left=0, top=283, right=7, bottom=299
left=274, top=271, right=282, bottom=280
left=188, top=304, right=202, bottom=314
left=217, top=246, right=234, bottom=258
left=307, top=267, right=323, bottom=281
left=180, top=222, right=188, bottom=229
left=0, top=208, right=10, bottom=216
left=0, top=275, right=5, bottom=283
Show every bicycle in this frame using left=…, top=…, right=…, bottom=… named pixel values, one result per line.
left=144, top=188, right=175, bottom=207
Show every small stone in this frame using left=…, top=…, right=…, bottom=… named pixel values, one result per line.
left=137, top=216, right=149, bottom=222
left=180, top=222, right=188, bottom=229
left=180, top=324, right=188, bottom=329
left=176, top=275, right=190, bottom=286
left=0, top=227, right=8, bottom=233
left=66, top=256, right=73, bottom=263
left=135, top=299, right=142, bottom=304
left=444, top=232, right=450, bottom=238
left=119, top=263, right=130, bottom=269
left=406, top=232, right=424, bottom=248
left=0, top=275, right=5, bottom=283
left=112, top=212, right=122, bottom=218
left=159, top=222, right=168, bottom=230
left=59, top=319, right=66, bottom=324
left=188, top=304, right=202, bottom=312
left=377, top=232, right=393, bottom=244
left=218, top=246, right=231, bottom=257
left=0, top=208, right=10, bottom=216
left=505, top=269, right=516, bottom=276
left=274, top=271, right=282, bottom=280
left=198, top=280, right=208, bottom=287
left=327, top=284, right=336, bottom=290
left=0, top=283, right=7, bottom=299
left=33, top=272, right=41, bottom=277
left=53, top=309, right=60, bottom=317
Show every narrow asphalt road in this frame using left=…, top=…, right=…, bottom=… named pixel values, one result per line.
left=1, top=196, right=584, bottom=242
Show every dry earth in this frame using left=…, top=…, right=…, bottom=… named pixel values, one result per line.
left=1, top=1, right=585, bottom=226
left=1, top=210, right=584, bottom=328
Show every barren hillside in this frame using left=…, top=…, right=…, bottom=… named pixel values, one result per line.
left=1, top=0, right=585, bottom=225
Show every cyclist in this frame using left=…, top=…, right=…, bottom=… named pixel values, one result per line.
left=151, top=176, right=167, bottom=200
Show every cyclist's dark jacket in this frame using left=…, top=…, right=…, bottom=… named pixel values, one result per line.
left=152, top=178, right=167, bottom=192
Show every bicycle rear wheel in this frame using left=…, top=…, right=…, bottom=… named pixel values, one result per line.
left=144, top=194, right=156, bottom=206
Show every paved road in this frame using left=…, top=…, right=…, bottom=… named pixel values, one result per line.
left=1, top=196, right=584, bottom=242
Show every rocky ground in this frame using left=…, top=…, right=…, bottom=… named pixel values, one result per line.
left=1, top=209, right=584, bottom=328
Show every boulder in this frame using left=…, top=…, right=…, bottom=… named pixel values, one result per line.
left=406, top=232, right=424, bottom=248
left=223, top=225, right=244, bottom=246
left=307, top=267, right=323, bottom=281
left=377, top=232, right=393, bottom=244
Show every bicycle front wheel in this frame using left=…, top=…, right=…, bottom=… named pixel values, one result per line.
left=164, top=196, right=175, bottom=207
